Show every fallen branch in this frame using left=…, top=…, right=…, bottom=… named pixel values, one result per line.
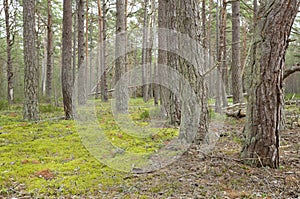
left=88, top=86, right=136, bottom=96
left=225, top=109, right=246, bottom=119
left=283, top=64, right=300, bottom=80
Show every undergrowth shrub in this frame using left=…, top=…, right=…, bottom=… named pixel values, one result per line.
left=39, top=104, right=62, bottom=113
left=0, top=100, right=8, bottom=110
left=140, top=109, right=150, bottom=120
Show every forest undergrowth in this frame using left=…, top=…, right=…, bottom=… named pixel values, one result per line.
left=0, top=98, right=299, bottom=198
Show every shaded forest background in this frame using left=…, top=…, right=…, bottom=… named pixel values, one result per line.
left=0, top=0, right=299, bottom=106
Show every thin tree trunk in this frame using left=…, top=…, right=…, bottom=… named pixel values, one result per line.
left=89, top=27, right=93, bottom=93
left=207, top=0, right=214, bottom=98
left=115, top=0, right=128, bottom=113
left=241, top=0, right=299, bottom=168
left=167, top=0, right=180, bottom=125
left=86, top=0, right=89, bottom=94
left=101, top=0, right=108, bottom=102
left=231, top=0, right=243, bottom=104
left=46, top=0, right=53, bottom=103
left=4, top=0, right=14, bottom=105
left=142, top=0, right=149, bottom=102
left=42, top=35, right=47, bottom=96
left=73, top=0, right=78, bottom=87
left=147, top=0, right=155, bottom=99
left=78, top=0, right=87, bottom=105
left=62, top=0, right=74, bottom=119
left=96, top=0, right=102, bottom=100
left=23, top=0, right=39, bottom=120
left=152, top=0, right=159, bottom=105
left=220, top=0, right=228, bottom=107
left=158, top=0, right=169, bottom=115
left=215, top=0, right=222, bottom=113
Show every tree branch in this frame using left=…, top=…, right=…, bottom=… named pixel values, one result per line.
left=283, top=64, right=300, bottom=80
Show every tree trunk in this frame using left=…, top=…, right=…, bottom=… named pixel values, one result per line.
left=220, top=0, right=228, bottom=107
left=176, top=0, right=208, bottom=143
left=73, top=0, right=78, bottom=87
left=78, top=0, right=87, bottom=105
left=42, top=36, right=47, bottom=96
left=101, top=1, right=108, bottom=102
left=115, top=0, right=128, bottom=113
left=167, top=0, right=180, bottom=126
left=207, top=0, right=214, bottom=98
left=62, top=0, right=74, bottom=119
left=147, top=0, right=155, bottom=99
left=231, top=0, right=243, bottom=104
left=4, top=0, right=14, bottom=105
left=152, top=0, right=159, bottom=105
left=158, top=0, right=169, bottom=116
left=23, top=0, right=39, bottom=120
left=142, top=0, right=149, bottom=102
left=85, top=0, right=89, bottom=94
left=215, top=0, right=223, bottom=113
left=46, top=0, right=53, bottom=103
left=96, top=0, right=102, bottom=100
left=241, top=0, right=299, bottom=168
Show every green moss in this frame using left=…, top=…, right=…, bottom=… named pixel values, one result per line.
left=0, top=98, right=179, bottom=196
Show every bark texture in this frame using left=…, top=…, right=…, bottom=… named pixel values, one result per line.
left=62, top=0, right=74, bottom=119
left=115, top=0, right=128, bottom=113
left=142, top=0, right=149, bottom=102
left=23, top=0, right=39, bottom=120
left=46, top=0, right=53, bottom=102
left=158, top=0, right=169, bottom=116
left=231, top=0, right=243, bottom=104
left=77, top=0, right=87, bottom=105
left=241, top=0, right=299, bottom=168
left=4, top=0, right=14, bottom=105
left=96, top=0, right=108, bottom=102
left=176, top=0, right=208, bottom=144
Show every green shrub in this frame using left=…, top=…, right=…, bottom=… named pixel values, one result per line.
left=39, top=104, right=62, bottom=113
left=140, top=109, right=150, bottom=120
left=0, top=100, right=8, bottom=111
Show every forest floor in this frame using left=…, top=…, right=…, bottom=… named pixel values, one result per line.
left=0, top=99, right=299, bottom=198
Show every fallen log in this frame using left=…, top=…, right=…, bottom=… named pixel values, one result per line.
left=225, top=109, right=246, bottom=119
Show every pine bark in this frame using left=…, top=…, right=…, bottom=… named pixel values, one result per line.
left=96, top=0, right=108, bottom=102
left=62, top=0, right=74, bottom=119
left=115, top=0, right=128, bottom=113
left=176, top=0, right=208, bottom=143
left=158, top=0, right=169, bottom=115
left=23, top=0, right=39, bottom=120
left=241, top=0, right=300, bottom=168
left=46, top=0, right=53, bottom=103
left=101, top=1, right=108, bottom=102
left=142, top=0, right=149, bottom=102
left=77, top=0, right=87, bottom=105
left=231, top=0, right=243, bottom=104
left=4, top=0, right=14, bottom=105
left=167, top=0, right=180, bottom=125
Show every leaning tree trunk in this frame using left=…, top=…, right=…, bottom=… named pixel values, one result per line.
left=62, top=0, right=74, bottom=119
left=23, top=0, right=39, bottom=121
left=241, top=0, right=299, bottom=168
